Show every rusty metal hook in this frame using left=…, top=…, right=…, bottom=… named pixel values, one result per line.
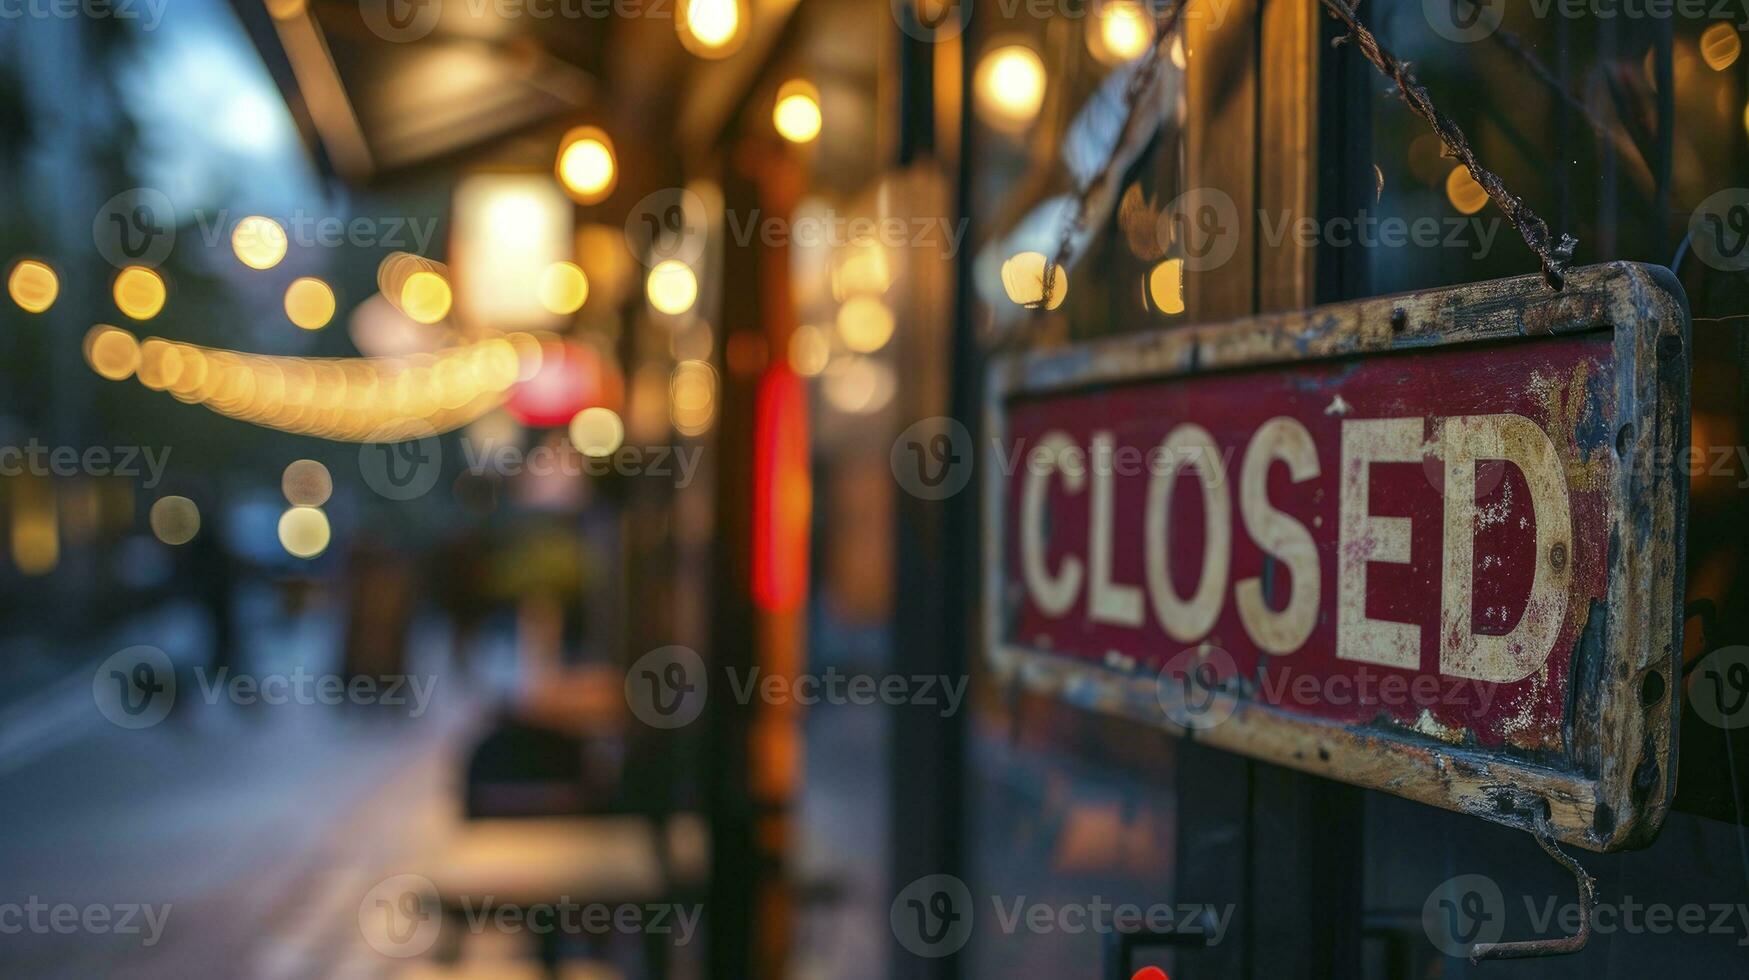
left=1469, top=805, right=1598, bottom=962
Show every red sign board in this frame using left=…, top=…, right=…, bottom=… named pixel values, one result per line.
left=983, top=264, right=1687, bottom=851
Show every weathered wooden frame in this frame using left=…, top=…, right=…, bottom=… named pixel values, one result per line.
left=982, top=262, right=1689, bottom=851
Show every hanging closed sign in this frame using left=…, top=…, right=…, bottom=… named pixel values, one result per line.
left=983, top=263, right=1689, bottom=852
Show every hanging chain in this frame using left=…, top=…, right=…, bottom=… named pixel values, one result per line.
left=1318, top=0, right=1578, bottom=288
left=1038, top=0, right=1188, bottom=310
left=1031, top=0, right=1580, bottom=315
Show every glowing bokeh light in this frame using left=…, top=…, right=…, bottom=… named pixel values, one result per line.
left=647, top=260, right=699, bottom=315
left=538, top=261, right=590, bottom=315
left=773, top=80, right=823, bottom=143
left=284, top=277, right=336, bottom=330
left=278, top=506, right=331, bottom=559
left=788, top=324, right=830, bottom=377
left=1444, top=165, right=1488, bottom=215
left=679, top=0, right=742, bottom=56
left=1147, top=257, right=1186, bottom=315
left=975, top=45, right=1047, bottom=130
left=835, top=295, right=895, bottom=352
left=1000, top=251, right=1067, bottom=310
left=149, top=496, right=201, bottom=545
left=1089, top=1, right=1152, bottom=65
left=400, top=270, right=453, bottom=324
left=568, top=406, right=625, bottom=458
left=557, top=127, right=618, bottom=203
left=113, top=266, right=167, bottom=321
left=1703, top=22, right=1741, bottom=71
left=232, top=215, right=289, bottom=270
left=84, top=324, right=142, bottom=380
left=7, top=260, right=58, bottom=313
left=281, top=459, right=333, bottom=506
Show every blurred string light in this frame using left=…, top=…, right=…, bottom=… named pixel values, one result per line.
left=284, top=277, right=336, bottom=330
left=232, top=215, right=289, bottom=270
left=113, top=266, right=167, bottom=321
left=149, top=495, right=201, bottom=545
left=84, top=324, right=142, bottom=380
left=86, top=324, right=527, bottom=441
left=1702, top=22, right=1741, bottom=71
left=378, top=252, right=454, bottom=325
left=647, top=259, right=700, bottom=315
left=678, top=0, right=744, bottom=57
left=538, top=261, right=590, bottom=315
left=1147, top=257, right=1185, bottom=315
left=278, top=505, right=330, bottom=559
left=1000, top=251, right=1067, bottom=309
left=281, top=459, right=333, bottom=506
left=788, top=323, right=830, bottom=377
left=568, top=406, right=625, bottom=458
left=773, top=80, right=823, bottom=143
left=975, top=44, right=1047, bottom=130
left=1088, top=0, right=1152, bottom=65
left=7, top=260, right=59, bottom=313
left=556, top=126, right=618, bottom=204
left=1444, top=165, right=1488, bottom=215
left=671, top=359, right=717, bottom=436
left=835, top=294, right=895, bottom=353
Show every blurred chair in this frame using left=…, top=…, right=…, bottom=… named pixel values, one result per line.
left=435, top=668, right=705, bottom=977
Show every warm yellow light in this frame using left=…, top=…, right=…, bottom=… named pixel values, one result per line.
left=284, top=277, right=336, bottom=330
left=400, top=270, right=453, bottom=324
left=84, top=325, right=142, bottom=380
left=1089, top=1, right=1152, bottom=65
left=647, top=260, right=699, bottom=315
left=975, top=45, right=1047, bottom=130
left=149, top=496, right=201, bottom=545
left=232, top=216, right=289, bottom=270
left=568, top=407, right=625, bottom=458
left=557, top=127, right=617, bottom=203
left=679, top=0, right=742, bottom=56
left=281, top=459, right=333, bottom=506
left=1000, top=251, right=1067, bottom=310
left=113, top=266, right=167, bottom=321
left=8, top=260, right=58, bottom=313
left=11, top=479, right=57, bottom=576
left=788, top=324, right=830, bottom=377
left=773, top=80, right=823, bottom=143
left=538, top=261, right=590, bottom=315
left=1148, top=258, right=1186, bottom=315
left=671, top=359, right=717, bottom=436
left=278, top=505, right=331, bottom=559
left=1703, top=22, right=1741, bottom=71
left=836, top=295, right=895, bottom=353
left=1444, top=165, right=1488, bottom=215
